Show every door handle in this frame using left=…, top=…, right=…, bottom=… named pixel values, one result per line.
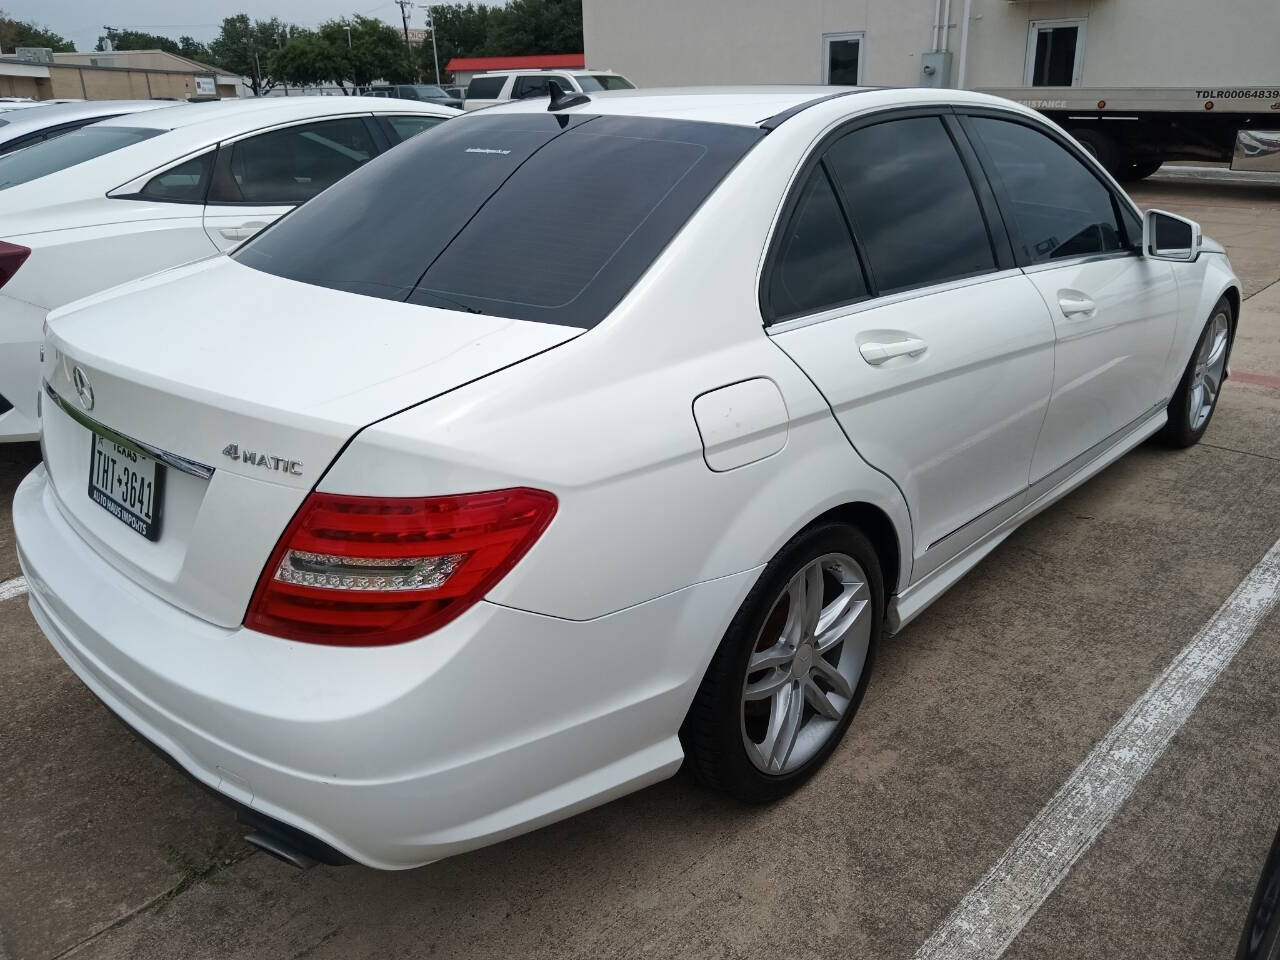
left=218, top=221, right=270, bottom=242
left=859, top=337, right=928, bottom=365
left=1057, top=290, right=1097, bottom=320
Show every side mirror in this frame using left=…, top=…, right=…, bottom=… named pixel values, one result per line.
left=1143, top=209, right=1202, bottom=262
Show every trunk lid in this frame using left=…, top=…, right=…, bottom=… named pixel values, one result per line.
left=40, top=257, right=581, bottom=627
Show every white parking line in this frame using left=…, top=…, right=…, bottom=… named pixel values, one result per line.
left=914, top=537, right=1280, bottom=960
left=0, top=576, right=27, bottom=602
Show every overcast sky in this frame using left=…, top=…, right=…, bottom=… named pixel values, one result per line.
left=7, top=0, right=486, bottom=54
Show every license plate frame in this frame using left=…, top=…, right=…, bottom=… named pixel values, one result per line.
left=87, top=432, right=166, bottom=541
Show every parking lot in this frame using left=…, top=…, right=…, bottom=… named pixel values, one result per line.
left=2, top=168, right=1278, bottom=960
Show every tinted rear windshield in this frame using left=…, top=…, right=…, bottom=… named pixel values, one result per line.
left=576, top=75, right=635, bottom=91
left=0, top=126, right=161, bottom=190
left=235, top=113, right=763, bottom=328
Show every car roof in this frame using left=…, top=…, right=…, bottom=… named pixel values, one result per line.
left=479, top=85, right=1041, bottom=128
left=0, top=100, right=165, bottom=136
left=473, top=68, right=622, bottom=78
left=96, top=95, right=457, bottom=139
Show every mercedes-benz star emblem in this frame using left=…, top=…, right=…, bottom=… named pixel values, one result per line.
left=72, top=365, right=94, bottom=411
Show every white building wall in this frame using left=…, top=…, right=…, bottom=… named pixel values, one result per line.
left=583, top=0, right=1280, bottom=90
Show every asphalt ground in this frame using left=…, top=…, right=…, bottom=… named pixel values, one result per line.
left=1, top=168, right=1278, bottom=960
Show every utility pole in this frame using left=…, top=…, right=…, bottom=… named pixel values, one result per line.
left=100, top=25, right=120, bottom=52
left=394, top=0, right=418, bottom=82
left=419, top=4, right=440, bottom=85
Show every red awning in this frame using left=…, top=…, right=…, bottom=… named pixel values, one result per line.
left=444, top=53, right=586, bottom=75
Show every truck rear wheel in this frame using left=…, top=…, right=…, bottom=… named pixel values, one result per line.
left=1071, top=128, right=1127, bottom=177
left=1120, top=159, right=1163, bottom=182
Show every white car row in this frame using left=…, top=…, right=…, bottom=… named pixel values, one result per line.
left=12, top=86, right=1239, bottom=870
left=0, top=96, right=456, bottom=441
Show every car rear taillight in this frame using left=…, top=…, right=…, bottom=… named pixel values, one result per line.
left=0, top=241, right=30, bottom=291
left=244, top=487, right=557, bottom=646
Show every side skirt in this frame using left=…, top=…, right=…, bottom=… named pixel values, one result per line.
left=885, top=404, right=1168, bottom=634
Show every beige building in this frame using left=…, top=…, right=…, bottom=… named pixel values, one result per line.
left=0, top=49, right=240, bottom=101
left=582, top=0, right=1279, bottom=91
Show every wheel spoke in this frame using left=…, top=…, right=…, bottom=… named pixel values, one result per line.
left=1189, top=383, right=1204, bottom=423
left=798, top=562, right=824, bottom=640
left=744, top=666, right=791, bottom=701
left=815, top=581, right=869, bottom=654
left=803, top=677, right=842, bottom=720
left=811, top=655, right=854, bottom=700
left=1206, top=332, right=1228, bottom=368
left=760, top=682, right=804, bottom=771
left=748, top=642, right=794, bottom=674
left=1201, top=370, right=1219, bottom=409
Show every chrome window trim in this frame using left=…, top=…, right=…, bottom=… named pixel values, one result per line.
left=766, top=267, right=1024, bottom=336
left=1020, top=248, right=1139, bottom=274
left=43, top=380, right=215, bottom=480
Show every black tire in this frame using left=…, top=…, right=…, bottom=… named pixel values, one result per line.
left=680, top=522, right=883, bottom=803
left=1118, top=158, right=1163, bottom=182
left=1157, top=295, right=1234, bottom=448
left=1237, top=826, right=1280, bottom=960
left=1071, top=127, right=1128, bottom=176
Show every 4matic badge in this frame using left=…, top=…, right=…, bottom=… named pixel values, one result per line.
left=221, top=443, right=303, bottom=476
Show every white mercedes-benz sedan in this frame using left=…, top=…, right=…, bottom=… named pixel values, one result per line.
left=0, top=96, right=457, bottom=442
left=16, top=87, right=1240, bottom=869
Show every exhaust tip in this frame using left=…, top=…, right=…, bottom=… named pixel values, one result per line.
left=244, top=830, right=317, bottom=870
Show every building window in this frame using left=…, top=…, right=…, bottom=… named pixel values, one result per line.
left=823, top=32, right=864, bottom=85
left=1025, top=19, right=1086, bottom=86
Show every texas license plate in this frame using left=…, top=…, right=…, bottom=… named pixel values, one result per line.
left=87, top=433, right=165, bottom=541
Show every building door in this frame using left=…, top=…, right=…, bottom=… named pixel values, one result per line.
left=823, top=32, right=864, bottom=85
left=1025, top=19, right=1086, bottom=86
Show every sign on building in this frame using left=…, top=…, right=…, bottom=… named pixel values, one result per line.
left=194, top=75, right=216, bottom=97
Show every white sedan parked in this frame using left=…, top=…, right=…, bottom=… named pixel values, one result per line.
left=0, top=100, right=169, bottom=155
left=0, top=96, right=456, bottom=441
left=17, top=87, right=1239, bottom=869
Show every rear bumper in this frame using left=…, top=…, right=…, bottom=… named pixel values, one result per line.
left=15, top=465, right=757, bottom=868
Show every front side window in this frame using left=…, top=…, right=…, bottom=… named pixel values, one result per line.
left=208, top=117, right=378, bottom=205
left=575, top=75, right=635, bottom=92
left=235, top=113, right=764, bottom=328
left=0, top=126, right=161, bottom=191
left=466, top=76, right=505, bottom=99
left=767, top=166, right=867, bottom=321
left=824, top=116, right=996, bottom=294
left=967, top=116, right=1124, bottom=263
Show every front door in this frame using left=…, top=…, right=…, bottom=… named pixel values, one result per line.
left=767, top=114, right=1057, bottom=580
left=961, top=114, right=1179, bottom=484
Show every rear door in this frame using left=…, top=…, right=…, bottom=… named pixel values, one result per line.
left=960, top=112, right=1178, bottom=485
left=768, top=111, right=1057, bottom=581
left=202, top=115, right=381, bottom=251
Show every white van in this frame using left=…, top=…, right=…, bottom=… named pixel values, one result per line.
left=463, top=69, right=634, bottom=110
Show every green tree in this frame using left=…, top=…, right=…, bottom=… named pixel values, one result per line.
left=418, top=2, right=495, bottom=83
left=270, top=32, right=346, bottom=89
left=484, top=0, right=582, bottom=57
left=177, top=36, right=213, bottom=63
left=97, top=30, right=181, bottom=54
left=208, top=14, right=295, bottom=96
left=317, top=15, right=414, bottom=91
left=0, top=11, right=75, bottom=53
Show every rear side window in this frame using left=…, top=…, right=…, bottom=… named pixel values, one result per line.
left=575, top=75, right=635, bottom=92
left=466, top=76, right=505, bottom=99
left=384, top=115, right=445, bottom=143
left=0, top=126, right=160, bottom=190
left=235, top=113, right=763, bottom=328
left=137, top=150, right=214, bottom=203
left=967, top=116, right=1125, bottom=263
left=824, top=116, right=996, bottom=294
left=208, top=117, right=378, bottom=205
left=767, top=166, right=867, bottom=320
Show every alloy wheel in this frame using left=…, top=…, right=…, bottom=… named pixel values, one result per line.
left=740, top=552, right=873, bottom=775
left=1189, top=310, right=1230, bottom=432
